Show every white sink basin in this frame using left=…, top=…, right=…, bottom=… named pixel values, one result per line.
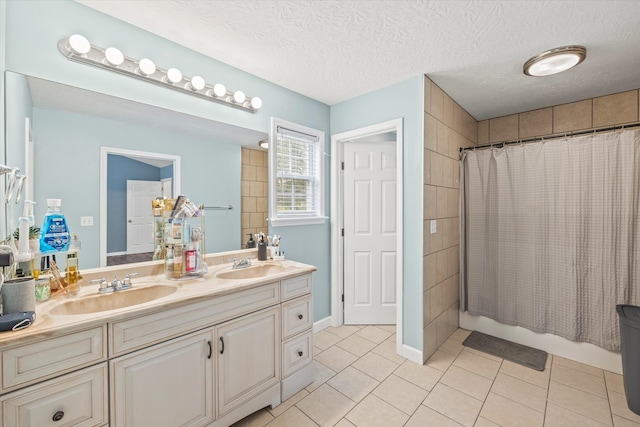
left=216, top=264, right=286, bottom=280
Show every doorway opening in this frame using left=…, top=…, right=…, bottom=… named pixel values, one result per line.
left=331, top=118, right=404, bottom=355
left=100, top=147, right=181, bottom=267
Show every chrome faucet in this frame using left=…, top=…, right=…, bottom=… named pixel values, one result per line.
left=232, top=256, right=253, bottom=269
left=91, top=273, right=139, bottom=294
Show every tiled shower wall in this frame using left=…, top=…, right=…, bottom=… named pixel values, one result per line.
left=240, top=148, right=268, bottom=248
left=478, top=89, right=640, bottom=143
left=423, top=77, right=478, bottom=363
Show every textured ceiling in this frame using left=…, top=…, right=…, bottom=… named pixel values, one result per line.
left=77, top=0, right=640, bottom=120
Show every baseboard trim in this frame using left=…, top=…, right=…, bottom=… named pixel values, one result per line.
left=402, top=344, right=423, bottom=364
left=313, top=316, right=332, bottom=333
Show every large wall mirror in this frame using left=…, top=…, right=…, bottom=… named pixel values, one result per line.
left=3, top=71, right=268, bottom=269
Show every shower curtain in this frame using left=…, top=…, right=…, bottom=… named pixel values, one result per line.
left=460, top=129, right=640, bottom=352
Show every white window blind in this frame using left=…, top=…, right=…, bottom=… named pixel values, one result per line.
left=270, top=118, right=326, bottom=226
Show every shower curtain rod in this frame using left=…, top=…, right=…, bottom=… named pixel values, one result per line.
left=459, top=121, right=640, bottom=153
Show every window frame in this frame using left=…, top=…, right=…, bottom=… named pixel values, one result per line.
left=269, top=117, right=327, bottom=227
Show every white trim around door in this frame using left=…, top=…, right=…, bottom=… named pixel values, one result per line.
left=330, top=118, right=404, bottom=357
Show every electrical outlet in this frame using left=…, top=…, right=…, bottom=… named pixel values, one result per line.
left=430, top=220, right=437, bottom=234
left=80, top=216, right=94, bottom=226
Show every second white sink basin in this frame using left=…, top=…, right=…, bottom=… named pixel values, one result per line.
left=216, top=264, right=286, bottom=280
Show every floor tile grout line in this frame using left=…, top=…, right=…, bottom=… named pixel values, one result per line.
left=471, top=358, right=504, bottom=427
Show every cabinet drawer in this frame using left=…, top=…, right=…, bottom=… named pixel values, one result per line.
left=281, top=274, right=312, bottom=301
left=282, top=331, right=313, bottom=378
left=110, top=282, right=279, bottom=357
left=282, top=295, right=312, bottom=340
left=0, top=363, right=108, bottom=427
left=2, top=326, right=107, bottom=392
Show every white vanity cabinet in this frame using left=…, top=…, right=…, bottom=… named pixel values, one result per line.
left=0, top=267, right=314, bottom=427
left=110, top=329, right=214, bottom=427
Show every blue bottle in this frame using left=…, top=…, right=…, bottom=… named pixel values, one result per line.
left=39, top=199, right=70, bottom=252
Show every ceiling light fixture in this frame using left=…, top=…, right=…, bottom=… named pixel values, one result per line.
left=58, top=34, right=263, bottom=113
left=258, top=139, right=269, bottom=149
left=523, top=45, right=586, bottom=77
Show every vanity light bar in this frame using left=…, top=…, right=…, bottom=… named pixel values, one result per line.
left=58, top=35, right=263, bottom=113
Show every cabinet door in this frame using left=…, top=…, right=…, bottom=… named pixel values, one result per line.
left=110, top=329, right=214, bottom=427
left=216, top=306, right=280, bottom=416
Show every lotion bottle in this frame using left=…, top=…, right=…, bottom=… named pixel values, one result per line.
left=258, top=234, right=267, bottom=261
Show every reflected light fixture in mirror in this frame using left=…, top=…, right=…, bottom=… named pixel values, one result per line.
left=58, top=34, right=263, bottom=113
left=523, top=45, right=587, bottom=77
left=259, top=139, right=269, bottom=149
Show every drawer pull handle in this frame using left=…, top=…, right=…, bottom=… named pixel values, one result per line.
left=298, top=351, right=303, bottom=357
left=52, top=411, right=65, bottom=422
left=220, top=337, right=225, bottom=354
left=297, top=314, right=303, bottom=320
left=207, top=340, right=212, bottom=359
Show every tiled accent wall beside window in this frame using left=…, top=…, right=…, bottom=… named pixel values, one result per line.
left=423, top=76, right=477, bottom=363
left=240, top=148, right=268, bottom=248
left=478, top=89, right=640, bottom=144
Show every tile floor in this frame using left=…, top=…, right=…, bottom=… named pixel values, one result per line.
left=232, top=325, right=640, bottom=427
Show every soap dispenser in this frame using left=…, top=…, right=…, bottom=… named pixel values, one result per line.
left=258, top=234, right=267, bottom=261
left=246, top=233, right=256, bottom=248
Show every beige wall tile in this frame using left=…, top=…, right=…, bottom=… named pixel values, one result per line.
left=256, top=196, right=268, bottom=213
left=477, top=120, right=489, bottom=145
left=553, top=99, right=592, bottom=133
left=424, top=252, right=437, bottom=290
left=423, top=321, right=438, bottom=362
left=442, top=157, right=454, bottom=188
left=430, top=282, right=444, bottom=320
left=449, top=131, right=463, bottom=160
left=593, top=90, right=639, bottom=127
left=442, top=218, right=452, bottom=249
left=241, top=180, right=250, bottom=196
left=453, top=102, right=464, bottom=132
left=453, top=160, right=460, bottom=189
left=448, top=188, right=459, bottom=218
left=424, top=75, right=432, bottom=114
left=241, top=165, right=257, bottom=181
left=257, top=166, right=268, bottom=182
left=424, top=113, right=438, bottom=151
left=423, top=223, right=430, bottom=254
left=489, top=114, right=519, bottom=143
left=249, top=181, right=263, bottom=197
left=430, top=152, right=444, bottom=186
left=424, top=185, right=437, bottom=220
left=519, top=107, right=552, bottom=138
left=430, top=224, right=443, bottom=253
left=437, top=187, right=448, bottom=218
left=443, top=94, right=454, bottom=127
left=249, top=148, right=264, bottom=166
left=242, top=196, right=256, bottom=213
left=249, top=212, right=266, bottom=229
left=437, top=121, right=450, bottom=156
left=447, top=246, right=459, bottom=278
left=423, top=290, right=431, bottom=326
left=431, top=83, right=445, bottom=121
left=423, top=149, right=431, bottom=184
left=241, top=213, right=250, bottom=228
left=462, top=110, right=478, bottom=144
left=436, top=251, right=448, bottom=283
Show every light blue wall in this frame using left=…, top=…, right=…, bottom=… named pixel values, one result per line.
left=331, top=76, right=425, bottom=351
left=107, top=155, right=162, bottom=254
left=3, top=0, right=332, bottom=322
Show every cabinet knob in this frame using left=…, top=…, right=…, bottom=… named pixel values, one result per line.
left=297, top=314, right=303, bottom=320
left=52, top=411, right=65, bottom=422
left=298, top=351, right=303, bottom=357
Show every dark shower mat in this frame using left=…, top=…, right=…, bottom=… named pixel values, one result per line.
left=462, top=331, right=548, bottom=371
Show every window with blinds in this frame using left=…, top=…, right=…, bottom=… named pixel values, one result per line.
left=269, top=118, right=326, bottom=226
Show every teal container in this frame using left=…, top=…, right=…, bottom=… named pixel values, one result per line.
left=39, top=199, right=70, bottom=252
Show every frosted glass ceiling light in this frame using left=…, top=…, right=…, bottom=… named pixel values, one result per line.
left=166, top=68, right=183, bottom=84
left=523, top=45, right=586, bottom=77
left=58, top=35, right=262, bottom=112
left=104, top=47, right=124, bottom=66
left=138, top=58, right=156, bottom=76
left=68, top=34, right=91, bottom=55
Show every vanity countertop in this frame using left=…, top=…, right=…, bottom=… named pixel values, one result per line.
left=0, top=259, right=316, bottom=347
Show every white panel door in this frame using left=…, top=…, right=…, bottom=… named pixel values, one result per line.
left=344, top=140, right=397, bottom=324
left=126, top=180, right=161, bottom=254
